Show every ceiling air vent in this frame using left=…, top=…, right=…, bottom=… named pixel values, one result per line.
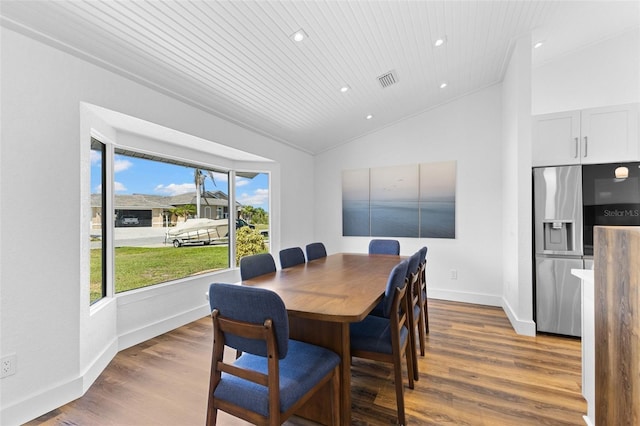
left=377, top=70, right=398, bottom=88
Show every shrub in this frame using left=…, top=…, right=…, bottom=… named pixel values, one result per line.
left=235, top=226, right=266, bottom=266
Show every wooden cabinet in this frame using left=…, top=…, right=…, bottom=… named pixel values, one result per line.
left=533, top=103, right=639, bottom=167
left=593, top=226, right=640, bottom=426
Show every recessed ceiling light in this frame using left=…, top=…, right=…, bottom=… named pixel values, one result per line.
left=440, top=82, right=448, bottom=89
left=434, top=37, right=446, bottom=47
left=340, top=85, right=350, bottom=93
left=366, top=114, right=373, bottom=120
left=534, top=41, right=544, bottom=49
left=290, top=29, right=307, bottom=42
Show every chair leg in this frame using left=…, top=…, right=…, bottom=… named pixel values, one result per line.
left=417, top=306, right=426, bottom=356
left=405, top=339, right=415, bottom=391
left=408, top=312, right=419, bottom=381
left=416, top=287, right=426, bottom=355
left=206, top=401, right=217, bottom=426
left=393, top=350, right=407, bottom=425
left=423, top=297, right=430, bottom=334
left=412, top=326, right=419, bottom=381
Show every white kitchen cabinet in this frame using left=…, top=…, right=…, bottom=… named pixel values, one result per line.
left=533, top=103, right=639, bottom=167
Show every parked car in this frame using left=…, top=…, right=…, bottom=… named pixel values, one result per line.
left=236, top=218, right=255, bottom=229
left=121, top=215, right=139, bottom=225
left=237, top=218, right=269, bottom=237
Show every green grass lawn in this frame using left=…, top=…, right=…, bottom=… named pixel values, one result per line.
left=90, top=245, right=229, bottom=302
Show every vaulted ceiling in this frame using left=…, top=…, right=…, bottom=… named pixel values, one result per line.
left=1, top=1, right=639, bottom=154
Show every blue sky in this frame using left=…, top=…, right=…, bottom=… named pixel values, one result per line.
left=91, top=151, right=269, bottom=211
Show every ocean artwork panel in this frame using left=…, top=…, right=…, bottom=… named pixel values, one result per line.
left=342, top=200, right=370, bottom=236
left=420, top=201, right=455, bottom=238
left=342, top=169, right=370, bottom=236
left=342, top=161, right=456, bottom=239
left=371, top=201, right=420, bottom=237
left=419, top=161, right=456, bottom=238
left=370, top=164, right=419, bottom=202
left=370, top=164, right=419, bottom=237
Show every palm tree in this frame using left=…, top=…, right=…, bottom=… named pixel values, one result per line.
left=194, top=169, right=205, bottom=217
left=241, top=205, right=256, bottom=222
left=194, top=169, right=218, bottom=218
left=170, top=205, right=196, bottom=222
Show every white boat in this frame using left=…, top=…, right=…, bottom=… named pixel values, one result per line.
left=166, top=218, right=229, bottom=247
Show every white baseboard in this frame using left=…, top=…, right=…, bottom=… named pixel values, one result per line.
left=428, top=289, right=536, bottom=336
left=82, top=338, right=119, bottom=392
left=428, top=288, right=503, bottom=307
left=501, top=297, right=536, bottom=336
left=1, top=374, right=83, bottom=426
left=117, top=303, right=211, bottom=351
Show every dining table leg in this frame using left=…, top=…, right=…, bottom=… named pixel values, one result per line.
left=288, top=316, right=352, bottom=425
left=337, top=322, right=351, bottom=426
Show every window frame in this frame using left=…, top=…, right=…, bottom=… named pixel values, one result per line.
left=90, top=137, right=107, bottom=304
left=94, top=144, right=271, bottom=296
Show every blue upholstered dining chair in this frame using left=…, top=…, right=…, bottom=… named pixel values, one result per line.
left=279, top=247, right=306, bottom=269
left=305, top=242, right=327, bottom=261
left=369, top=249, right=419, bottom=320
left=405, top=250, right=424, bottom=381
left=239, top=253, right=276, bottom=281
left=349, top=259, right=414, bottom=425
left=206, top=283, right=341, bottom=426
left=368, top=239, right=400, bottom=255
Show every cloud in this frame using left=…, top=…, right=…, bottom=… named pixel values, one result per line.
left=238, top=188, right=269, bottom=207
left=90, top=150, right=101, bottom=165
left=155, top=183, right=196, bottom=196
left=236, top=177, right=250, bottom=187
left=114, top=181, right=127, bottom=192
left=114, top=159, right=133, bottom=173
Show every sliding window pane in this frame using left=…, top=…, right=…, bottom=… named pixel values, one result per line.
left=90, top=138, right=106, bottom=304
left=113, top=150, right=230, bottom=292
left=235, top=172, right=269, bottom=265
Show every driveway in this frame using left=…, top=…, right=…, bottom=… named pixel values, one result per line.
left=91, top=226, right=172, bottom=249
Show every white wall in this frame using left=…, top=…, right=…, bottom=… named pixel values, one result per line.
left=501, top=36, right=535, bottom=335
left=0, top=27, right=314, bottom=425
left=533, top=28, right=640, bottom=113
left=314, top=86, right=505, bottom=307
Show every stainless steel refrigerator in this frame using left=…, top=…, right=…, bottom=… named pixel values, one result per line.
left=533, top=165, right=586, bottom=337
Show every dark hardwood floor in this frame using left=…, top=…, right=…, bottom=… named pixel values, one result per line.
left=27, top=299, right=585, bottom=425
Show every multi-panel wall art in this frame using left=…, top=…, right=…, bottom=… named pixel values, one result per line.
left=342, top=161, right=456, bottom=239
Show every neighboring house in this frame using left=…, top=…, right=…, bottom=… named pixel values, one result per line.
left=90, top=190, right=242, bottom=229
left=167, top=190, right=240, bottom=223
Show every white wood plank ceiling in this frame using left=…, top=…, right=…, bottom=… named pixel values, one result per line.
left=1, top=1, right=639, bottom=154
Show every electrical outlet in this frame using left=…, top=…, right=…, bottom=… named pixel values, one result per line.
left=1, top=354, right=17, bottom=378
left=450, top=269, right=458, bottom=280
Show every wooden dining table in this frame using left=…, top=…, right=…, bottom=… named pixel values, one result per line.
left=241, top=252, right=403, bottom=425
